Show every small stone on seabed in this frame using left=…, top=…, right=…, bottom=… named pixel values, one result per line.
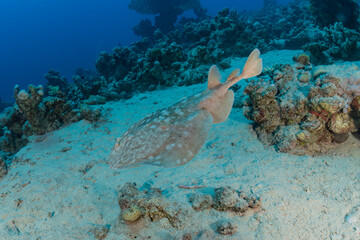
left=182, top=233, right=192, bottom=240
left=122, top=205, right=142, bottom=222
left=190, top=193, right=213, bottom=211
left=345, top=205, right=360, bottom=224
left=216, top=219, right=238, bottom=235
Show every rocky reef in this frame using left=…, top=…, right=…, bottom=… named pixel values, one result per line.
left=242, top=56, right=360, bottom=155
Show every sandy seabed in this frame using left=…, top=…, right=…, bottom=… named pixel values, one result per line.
left=0, top=50, right=360, bottom=240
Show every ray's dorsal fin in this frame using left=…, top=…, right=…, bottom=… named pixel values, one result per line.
left=199, top=49, right=263, bottom=124
left=226, top=68, right=240, bottom=81
left=208, top=65, right=222, bottom=89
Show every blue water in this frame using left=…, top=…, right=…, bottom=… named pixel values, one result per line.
left=0, top=0, right=290, bottom=103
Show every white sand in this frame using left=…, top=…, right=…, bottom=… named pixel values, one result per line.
left=0, top=50, right=359, bottom=240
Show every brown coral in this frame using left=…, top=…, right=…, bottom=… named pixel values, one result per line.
left=242, top=62, right=360, bottom=155
left=293, top=54, right=311, bottom=66
left=328, top=113, right=351, bottom=134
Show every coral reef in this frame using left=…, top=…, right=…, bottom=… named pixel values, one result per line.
left=309, top=0, right=360, bottom=29
left=303, top=22, right=360, bottom=64
left=95, top=41, right=192, bottom=96
left=95, top=47, right=137, bottom=81
left=14, top=84, right=79, bottom=135
left=0, top=106, right=27, bottom=158
left=0, top=81, right=105, bottom=170
left=95, top=2, right=326, bottom=98
left=126, top=42, right=187, bottom=89
left=70, top=69, right=125, bottom=101
left=44, top=70, right=70, bottom=98
left=72, top=72, right=103, bottom=99
left=179, top=7, right=270, bottom=63
left=242, top=59, right=360, bottom=155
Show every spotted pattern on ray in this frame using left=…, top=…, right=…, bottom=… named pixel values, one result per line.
left=109, top=49, right=262, bottom=168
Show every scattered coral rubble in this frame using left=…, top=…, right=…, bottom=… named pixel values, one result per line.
left=115, top=182, right=261, bottom=238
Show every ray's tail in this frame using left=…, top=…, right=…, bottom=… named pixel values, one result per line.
left=223, top=49, right=263, bottom=91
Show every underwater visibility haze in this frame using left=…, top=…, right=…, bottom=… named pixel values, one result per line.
left=0, top=0, right=360, bottom=239
left=0, top=0, right=289, bottom=104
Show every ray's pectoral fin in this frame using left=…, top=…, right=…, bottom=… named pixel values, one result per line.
left=208, top=90, right=235, bottom=124
left=144, top=110, right=213, bottom=167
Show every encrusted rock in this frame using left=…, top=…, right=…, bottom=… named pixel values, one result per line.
left=118, top=182, right=187, bottom=229
left=190, top=186, right=261, bottom=214
left=122, top=205, right=143, bottom=222
left=317, top=96, right=345, bottom=114
left=93, top=225, right=110, bottom=240
left=182, top=233, right=192, bottom=240
left=296, top=130, right=312, bottom=143
left=333, top=133, right=350, bottom=144
left=328, top=113, right=351, bottom=134
left=189, top=193, right=213, bottom=211
left=351, top=96, right=360, bottom=114
left=216, top=219, right=238, bottom=235
left=213, top=186, right=241, bottom=211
